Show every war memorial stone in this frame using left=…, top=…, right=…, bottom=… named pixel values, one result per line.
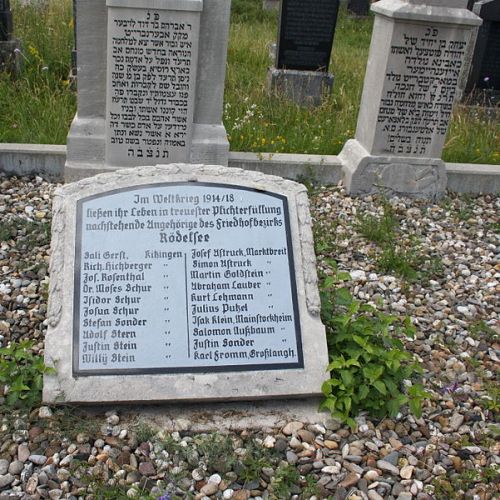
left=339, top=0, right=482, bottom=198
left=65, top=0, right=230, bottom=181
left=466, top=0, right=500, bottom=97
left=268, top=0, right=340, bottom=106
left=43, top=164, right=328, bottom=403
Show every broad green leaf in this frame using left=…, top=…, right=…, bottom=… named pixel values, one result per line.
left=340, top=369, right=354, bottom=386
left=373, top=380, right=387, bottom=395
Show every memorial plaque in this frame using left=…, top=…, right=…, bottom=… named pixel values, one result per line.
left=106, top=0, right=201, bottom=166
left=373, top=23, right=470, bottom=157
left=75, top=184, right=302, bottom=374
left=44, top=165, right=328, bottom=404
left=276, top=0, right=339, bottom=71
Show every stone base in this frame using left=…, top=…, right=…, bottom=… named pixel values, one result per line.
left=189, top=123, right=229, bottom=166
left=0, top=39, right=21, bottom=75
left=339, top=139, right=447, bottom=199
left=268, top=67, right=333, bottom=107
left=64, top=116, right=229, bottom=181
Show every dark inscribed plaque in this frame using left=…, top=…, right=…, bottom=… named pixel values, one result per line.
left=477, top=21, right=500, bottom=90
left=0, top=1, right=12, bottom=42
left=277, top=0, right=339, bottom=71
left=73, top=183, right=303, bottom=375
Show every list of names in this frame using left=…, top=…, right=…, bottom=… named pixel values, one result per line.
left=74, top=184, right=303, bottom=375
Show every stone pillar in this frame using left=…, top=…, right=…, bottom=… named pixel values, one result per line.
left=339, top=0, right=482, bottom=198
left=0, top=0, right=20, bottom=74
left=268, top=0, right=339, bottom=107
left=65, top=0, right=230, bottom=182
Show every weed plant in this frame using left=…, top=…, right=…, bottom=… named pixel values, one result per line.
left=0, top=0, right=497, bottom=164
left=319, top=263, right=429, bottom=428
left=0, top=339, right=54, bottom=409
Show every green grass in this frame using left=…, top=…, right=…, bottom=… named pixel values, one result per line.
left=0, top=0, right=498, bottom=164
left=0, top=0, right=75, bottom=144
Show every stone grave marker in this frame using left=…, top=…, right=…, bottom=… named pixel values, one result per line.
left=339, top=0, right=482, bottom=198
left=65, top=0, right=230, bottom=182
left=465, top=0, right=500, bottom=99
left=43, top=164, right=328, bottom=404
left=268, top=0, right=340, bottom=106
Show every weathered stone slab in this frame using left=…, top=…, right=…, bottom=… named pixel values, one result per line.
left=340, top=0, right=481, bottom=197
left=44, top=164, right=328, bottom=404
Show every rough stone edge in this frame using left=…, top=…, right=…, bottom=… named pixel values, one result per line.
left=77, top=398, right=339, bottom=432
left=0, top=145, right=499, bottom=194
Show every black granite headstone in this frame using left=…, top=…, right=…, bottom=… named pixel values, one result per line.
left=71, top=0, right=77, bottom=76
left=466, top=0, right=500, bottom=94
left=348, top=0, right=370, bottom=17
left=0, top=0, right=13, bottom=42
left=276, top=0, right=339, bottom=71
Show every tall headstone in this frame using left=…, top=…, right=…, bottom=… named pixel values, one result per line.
left=268, top=0, right=340, bottom=106
left=348, top=0, right=370, bottom=16
left=465, top=0, right=500, bottom=99
left=43, top=164, right=328, bottom=404
left=0, top=0, right=20, bottom=74
left=339, top=0, right=482, bottom=198
left=65, top=0, right=230, bottom=182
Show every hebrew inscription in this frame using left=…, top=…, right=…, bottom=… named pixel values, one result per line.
left=106, top=6, right=200, bottom=166
left=74, top=183, right=303, bottom=375
left=374, top=24, right=469, bottom=156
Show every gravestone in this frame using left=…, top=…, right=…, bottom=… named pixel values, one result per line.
left=348, top=0, right=370, bottom=17
left=43, top=164, right=328, bottom=404
left=339, top=0, right=482, bottom=198
left=0, top=0, right=20, bottom=74
left=465, top=0, right=500, bottom=99
left=268, top=0, right=340, bottom=106
left=65, top=0, right=230, bottom=182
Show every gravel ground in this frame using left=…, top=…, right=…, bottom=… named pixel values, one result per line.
left=0, top=173, right=498, bottom=500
